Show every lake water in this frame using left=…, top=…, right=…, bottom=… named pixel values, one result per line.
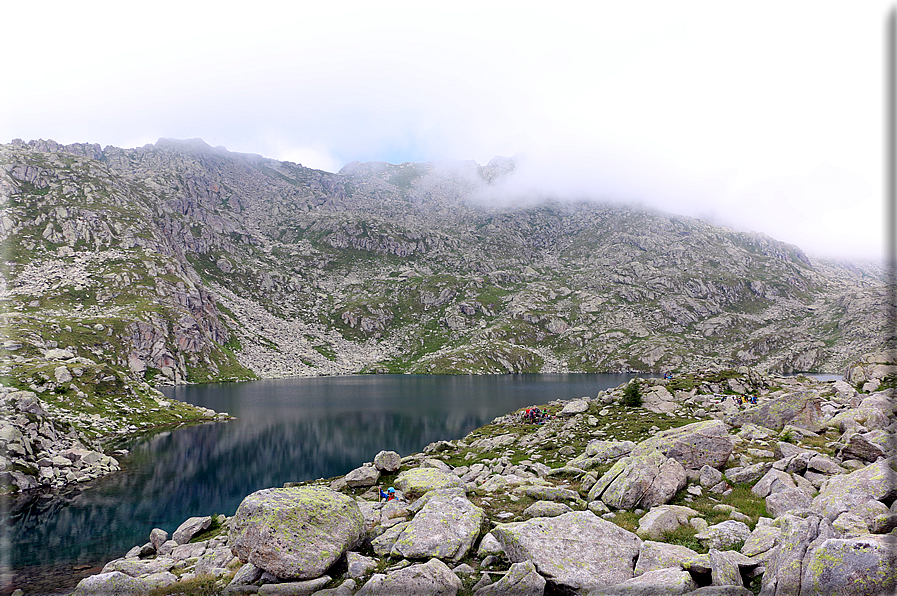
left=2, top=373, right=636, bottom=594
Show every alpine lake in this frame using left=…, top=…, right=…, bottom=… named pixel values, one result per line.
left=4, top=373, right=640, bottom=594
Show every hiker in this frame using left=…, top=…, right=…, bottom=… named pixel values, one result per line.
left=379, top=486, right=396, bottom=502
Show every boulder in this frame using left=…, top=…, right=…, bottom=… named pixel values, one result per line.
left=520, top=485, right=580, bottom=502
left=740, top=522, right=781, bottom=557
left=799, top=535, right=896, bottom=595
left=731, top=390, right=824, bottom=432
left=347, top=552, right=378, bottom=578
left=473, top=560, right=545, bottom=596
left=229, top=486, right=364, bottom=580
left=374, top=450, right=401, bottom=472
left=523, top=500, right=572, bottom=518
left=345, top=465, right=380, bottom=488
left=695, top=520, right=751, bottom=550
left=355, top=558, right=462, bottom=596
left=751, top=469, right=796, bottom=498
left=631, top=420, right=734, bottom=470
left=759, top=513, right=834, bottom=596
left=394, top=467, right=464, bottom=497
left=493, top=510, right=641, bottom=593
left=585, top=440, right=635, bottom=461
left=149, top=528, right=168, bottom=551
left=477, top=532, right=504, bottom=557
left=257, top=576, right=331, bottom=595
left=594, top=567, right=697, bottom=595
left=172, top=516, right=211, bottom=544
left=636, top=505, right=700, bottom=540
left=590, top=449, right=686, bottom=510
left=700, top=465, right=723, bottom=488
left=71, top=571, right=153, bottom=595
left=811, top=460, right=897, bottom=522
left=837, top=433, right=887, bottom=462
left=559, top=399, right=589, bottom=416
left=765, top=487, right=813, bottom=518
left=388, top=492, right=484, bottom=562
left=634, top=541, right=708, bottom=576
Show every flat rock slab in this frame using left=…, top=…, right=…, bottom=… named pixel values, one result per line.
left=493, top=510, right=641, bottom=593
left=257, top=576, right=331, bottom=595
left=523, top=500, right=572, bottom=518
left=355, top=558, right=462, bottom=596
left=230, top=486, right=364, bottom=580
left=631, top=420, right=733, bottom=470
left=395, top=467, right=464, bottom=497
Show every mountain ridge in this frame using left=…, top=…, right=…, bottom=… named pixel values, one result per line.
left=0, top=138, right=886, bottom=396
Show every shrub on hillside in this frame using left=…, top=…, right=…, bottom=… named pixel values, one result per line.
left=622, top=381, right=642, bottom=407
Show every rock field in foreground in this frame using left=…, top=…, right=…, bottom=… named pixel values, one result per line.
left=68, top=354, right=896, bottom=596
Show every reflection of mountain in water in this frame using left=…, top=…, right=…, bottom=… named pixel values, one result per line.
left=5, top=408, right=482, bottom=570
left=5, top=373, right=635, bottom=589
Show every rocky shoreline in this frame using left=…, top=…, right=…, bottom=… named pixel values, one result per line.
left=60, top=352, right=896, bottom=596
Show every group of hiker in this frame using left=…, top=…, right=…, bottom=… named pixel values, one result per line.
left=522, top=407, right=550, bottom=424
left=721, top=394, right=758, bottom=405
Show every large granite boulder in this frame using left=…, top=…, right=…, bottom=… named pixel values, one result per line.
left=811, top=460, right=897, bottom=523
left=588, top=449, right=686, bottom=509
left=731, top=390, right=825, bottom=432
left=230, top=486, right=364, bottom=580
left=394, top=467, right=464, bottom=497
left=799, top=535, right=896, bottom=596
left=71, top=572, right=154, bottom=595
left=373, top=450, right=401, bottom=472
left=355, top=558, right=462, bottom=596
left=631, top=420, right=734, bottom=470
left=765, top=487, right=813, bottom=518
left=473, top=560, right=545, bottom=596
left=345, top=464, right=380, bottom=488
left=634, top=541, right=708, bottom=576
left=172, top=516, right=211, bottom=544
left=492, top=510, right=641, bottom=593
left=759, top=513, right=834, bottom=596
left=585, top=440, right=635, bottom=462
left=388, top=491, right=484, bottom=561
left=695, top=520, right=751, bottom=550
left=636, top=505, right=700, bottom=540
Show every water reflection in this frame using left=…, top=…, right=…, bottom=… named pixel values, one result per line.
left=3, top=373, right=634, bottom=592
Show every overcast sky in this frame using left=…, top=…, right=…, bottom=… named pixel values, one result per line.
left=1, top=2, right=891, bottom=260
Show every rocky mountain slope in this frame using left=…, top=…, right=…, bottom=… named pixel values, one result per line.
left=0, top=138, right=886, bottom=399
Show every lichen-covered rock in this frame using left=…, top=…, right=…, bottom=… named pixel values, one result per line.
left=752, top=468, right=797, bottom=498
left=740, top=522, right=781, bottom=557
left=695, top=520, right=751, bottom=550
left=799, top=535, right=896, bottom=596
left=520, top=485, right=580, bottom=502
left=594, top=567, right=697, bottom=595
left=394, top=467, right=464, bottom=497
left=631, top=420, right=734, bottom=470
left=473, top=560, right=545, bottom=596
left=493, top=510, right=641, bottom=593
left=355, top=558, right=462, bottom=596
left=766, top=487, right=813, bottom=518
left=229, top=486, right=364, bottom=580
left=811, top=460, right=897, bottom=522
left=374, top=450, right=401, bottom=472
left=172, top=516, right=212, bottom=544
left=636, top=505, right=700, bottom=540
left=760, top=513, right=834, bottom=596
left=590, top=449, right=686, bottom=509
left=585, top=439, right=635, bottom=461
left=634, top=541, right=708, bottom=576
left=257, top=575, right=331, bottom=595
left=732, top=390, right=825, bottom=432
left=523, top=500, right=572, bottom=518
left=345, top=464, right=380, bottom=488
left=71, top=571, right=154, bottom=595
left=388, top=492, right=484, bottom=561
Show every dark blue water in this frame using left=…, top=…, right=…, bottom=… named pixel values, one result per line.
left=2, top=373, right=635, bottom=593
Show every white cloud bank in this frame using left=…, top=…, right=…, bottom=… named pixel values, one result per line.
left=0, top=1, right=889, bottom=259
